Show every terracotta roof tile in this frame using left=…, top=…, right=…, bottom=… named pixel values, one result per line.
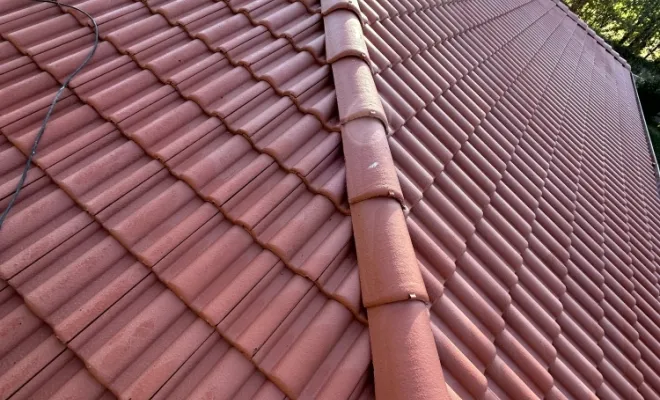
left=321, top=0, right=364, bottom=20
left=0, top=137, right=44, bottom=201
left=370, top=301, right=449, bottom=399
left=3, top=0, right=660, bottom=398
left=0, top=0, right=372, bottom=397
left=343, top=118, right=403, bottom=203
left=324, top=10, right=368, bottom=63
left=0, top=283, right=113, bottom=399
left=352, top=197, right=427, bottom=306
left=357, top=0, right=660, bottom=397
left=333, top=57, right=387, bottom=126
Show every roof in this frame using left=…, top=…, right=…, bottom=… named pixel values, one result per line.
left=1, top=0, right=660, bottom=399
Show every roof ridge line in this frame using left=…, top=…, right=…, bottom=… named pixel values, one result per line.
left=322, top=1, right=450, bottom=398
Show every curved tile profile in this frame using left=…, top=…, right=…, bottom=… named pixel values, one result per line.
left=0, top=1, right=369, bottom=397
left=10, top=2, right=347, bottom=211
left=324, top=10, right=369, bottom=63
left=0, top=283, right=113, bottom=400
left=0, top=136, right=44, bottom=202
left=56, top=0, right=336, bottom=125
left=323, top=0, right=446, bottom=399
left=3, top=0, right=660, bottom=399
left=364, top=0, right=660, bottom=398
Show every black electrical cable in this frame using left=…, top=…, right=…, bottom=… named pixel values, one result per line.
left=0, top=0, right=99, bottom=230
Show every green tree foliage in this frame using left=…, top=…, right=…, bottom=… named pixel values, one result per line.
left=566, top=0, right=660, bottom=58
left=564, top=0, right=660, bottom=162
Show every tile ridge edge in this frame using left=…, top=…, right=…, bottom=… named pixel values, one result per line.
left=551, top=0, right=631, bottom=69
left=630, top=70, right=660, bottom=196
left=323, top=3, right=451, bottom=399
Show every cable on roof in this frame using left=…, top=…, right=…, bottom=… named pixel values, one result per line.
left=0, top=0, right=98, bottom=230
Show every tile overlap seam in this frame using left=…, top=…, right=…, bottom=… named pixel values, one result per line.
left=0, top=31, right=366, bottom=323
left=1, top=12, right=366, bottom=397
left=133, top=0, right=338, bottom=128
left=52, top=0, right=351, bottom=214
left=0, top=121, right=283, bottom=399
left=0, top=24, right=364, bottom=322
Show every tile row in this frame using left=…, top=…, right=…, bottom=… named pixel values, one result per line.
left=385, top=0, right=560, bottom=210
left=0, top=35, right=364, bottom=311
left=144, top=0, right=325, bottom=59
left=68, top=0, right=325, bottom=60
left=386, top=0, right=560, bottom=209
left=0, top=3, right=365, bottom=311
left=0, top=40, right=371, bottom=399
left=363, top=0, right=660, bottom=397
left=0, top=281, right=114, bottom=400
left=59, top=0, right=333, bottom=116
left=363, top=0, right=534, bottom=73
left=0, top=170, right=368, bottom=399
left=421, top=9, right=586, bottom=398
left=0, top=1, right=348, bottom=213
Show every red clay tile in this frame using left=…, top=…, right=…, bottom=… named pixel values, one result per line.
left=432, top=321, right=488, bottom=397
left=0, top=285, right=89, bottom=399
left=321, top=0, right=363, bottom=20
left=369, top=301, right=448, bottom=399
left=11, top=348, right=112, bottom=400
left=66, top=275, right=211, bottom=397
left=317, top=247, right=364, bottom=315
left=1, top=7, right=366, bottom=400
left=3, top=0, right=660, bottom=398
left=352, top=197, right=428, bottom=306
left=9, top=223, right=148, bottom=341
left=0, top=178, right=93, bottom=281
left=332, top=57, right=387, bottom=126
left=342, top=118, right=403, bottom=203
left=0, top=136, right=44, bottom=201
left=326, top=11, right=369, bottom=65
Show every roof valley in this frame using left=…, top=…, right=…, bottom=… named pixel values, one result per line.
left=321, top=0, right=450, bottom=398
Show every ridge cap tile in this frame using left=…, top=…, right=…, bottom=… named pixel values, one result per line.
left=325, top=3, right=449, bottom=399
left=332, top=56, right=388, bottom=129
left=351, top=197, right=428, bottom=306
left=369, top=301, right=450, bottom=400
left=324, top=10, right=369, bottom=64
left=321, top=0, right=361, bottom=16
left=342, top=118, right=403, bottom=204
